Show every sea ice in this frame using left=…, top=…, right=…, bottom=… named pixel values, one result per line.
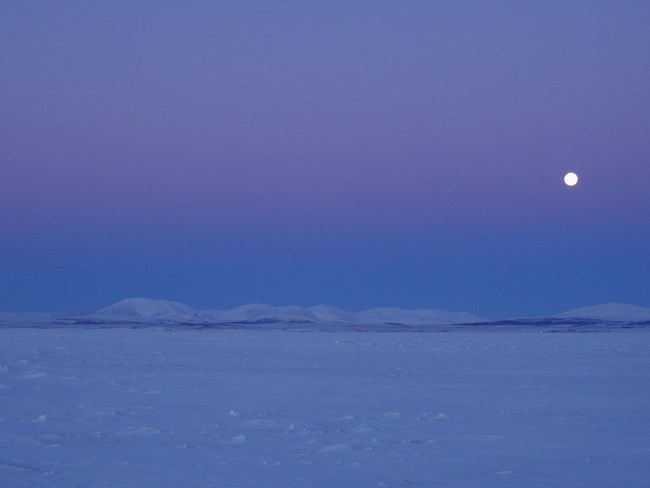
left=1, top=327, right=649, bottom=487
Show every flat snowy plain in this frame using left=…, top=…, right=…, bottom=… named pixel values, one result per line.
left=1, top=326, right=649, bottom=487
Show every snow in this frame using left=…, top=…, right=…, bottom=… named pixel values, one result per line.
left=204, top=304, right=356, bottom=324
left=1, top=325, right=650, bottom=487
left=96, top=298, right=194, bottom=320
left=8, top=299, right=650, bottom=327
left=88, top=299, right=486, bottom=325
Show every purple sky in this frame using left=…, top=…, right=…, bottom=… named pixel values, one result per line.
left=2, top=1, right=649, bottom=317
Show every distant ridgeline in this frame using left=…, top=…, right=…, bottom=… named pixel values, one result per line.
left=3, top=299, right=650, bottom=330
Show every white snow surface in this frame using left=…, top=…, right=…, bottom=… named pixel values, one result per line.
left=556, top=303, right=650, bottom=322
left=1, top=326, right=650, bottom=487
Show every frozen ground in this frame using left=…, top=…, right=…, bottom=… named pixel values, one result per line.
left=1, top=327, right=649, bottom=487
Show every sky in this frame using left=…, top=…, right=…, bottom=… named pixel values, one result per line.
left=1, top=1, right=649, bottom=317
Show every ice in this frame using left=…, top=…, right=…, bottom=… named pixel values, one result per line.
left=1, top=327, right=649, bottom=487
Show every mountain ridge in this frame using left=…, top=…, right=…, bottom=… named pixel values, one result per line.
left=90, top=298, right=650, bottom=325
left=92, top=298, right=487, bottom=325
left=554, top=303, right=650, bottom=322
left=2, top=299, right=649, bottom=326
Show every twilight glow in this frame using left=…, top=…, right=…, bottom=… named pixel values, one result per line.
left=1, top=2, right=649, bottom=316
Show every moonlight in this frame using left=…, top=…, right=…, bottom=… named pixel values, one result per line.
left=564, top=172, right=579, bottom=187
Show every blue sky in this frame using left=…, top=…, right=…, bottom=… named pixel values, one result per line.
left=1, top=1, right=649, bottom=316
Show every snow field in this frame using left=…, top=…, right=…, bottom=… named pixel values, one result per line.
left=1, top=328, right=650, bottom=487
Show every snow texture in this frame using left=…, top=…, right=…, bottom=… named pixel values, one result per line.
left=1, top=326, right=650, bottom=487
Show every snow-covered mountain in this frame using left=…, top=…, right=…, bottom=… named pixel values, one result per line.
left=200, top=304, right=360, bottom=324
left=4, top=299, right=649, bottom=327
left=95, top=298, right=195, bottom=320
left=556, top=303, right=650, bottom=322
left=89, top=300, right=650, bottom=326
left=88, top=299, right=485, bottom=325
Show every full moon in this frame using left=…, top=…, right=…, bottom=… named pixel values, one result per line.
left=564, top=172, right=579, bottom=187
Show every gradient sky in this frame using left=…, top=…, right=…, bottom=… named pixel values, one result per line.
left=2, top=1, right=649, bottom=317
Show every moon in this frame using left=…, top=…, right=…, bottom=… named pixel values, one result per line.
left=564, top=172, right=579, bottom=187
